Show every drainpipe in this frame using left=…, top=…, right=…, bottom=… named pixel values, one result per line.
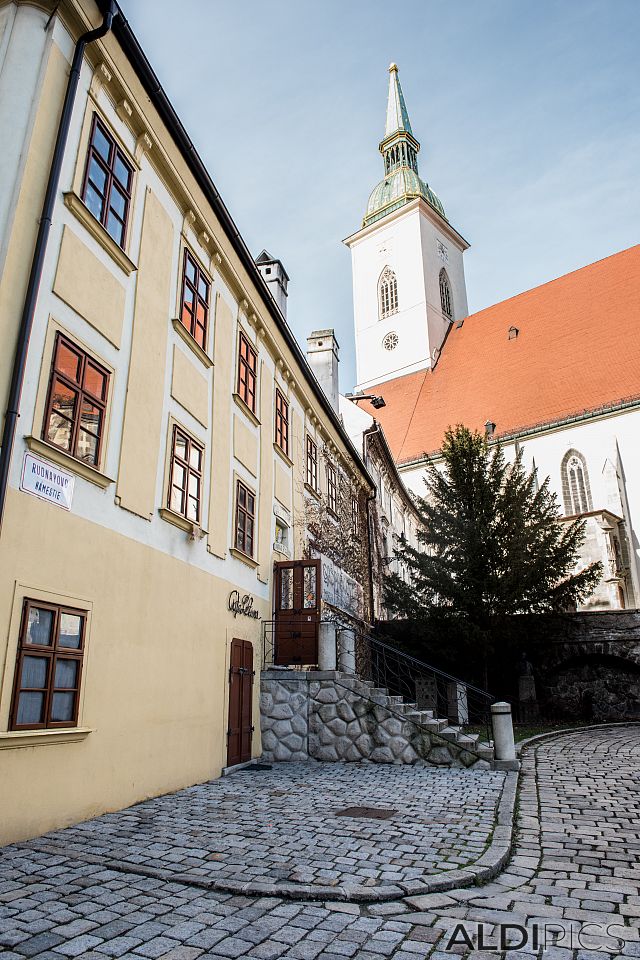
left=0, top=1, right=117, bottom=534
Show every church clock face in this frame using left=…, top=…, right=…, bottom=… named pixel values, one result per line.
left=383, top=331, right=399, bottom=351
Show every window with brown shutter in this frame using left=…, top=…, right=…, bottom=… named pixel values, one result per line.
left=168, top=425, right=204, bottom=524
left=180, top=249, right=210, bottom=349
left=81, top=114, right=133, bottom=249
left=10, top=600, right=86, bottom=731
left=237, top=332, right=257, bottom=413
left=306, top=436, right=318, bottom=492
left=235, top=480, right=256, bottom=558
left=274, top=388, right=289, bottom=456
left=43, top=333, right=110, bottom=467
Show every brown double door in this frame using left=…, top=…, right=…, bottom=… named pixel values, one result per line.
left=227, top=639, right=253, bottom=767
left=274, top=559, right=321, bottom=666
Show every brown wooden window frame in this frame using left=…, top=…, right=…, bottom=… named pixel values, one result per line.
left=43, top=333, right=110, bottom=468
left=180, top=248, right=210, bottom=350
left=326, top=463, right=338, bottom=516
left=10, top=599, right=86, bottom=731
left=235, top=479, right=256, bottom=558
left=306, top=436, right=318, bottom=492
left=81, top=113, right=134, bottom=250
left=237, top=332, right=258, bottom=414
left=168, top=424, right=204, bottom=524
left=274, top=388, right=289, bottom=457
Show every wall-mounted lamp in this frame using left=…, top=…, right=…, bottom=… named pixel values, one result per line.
left=346, top=392, right=386, bottom=409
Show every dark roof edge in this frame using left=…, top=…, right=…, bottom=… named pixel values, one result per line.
left=96, top=1, right=373, bottom=489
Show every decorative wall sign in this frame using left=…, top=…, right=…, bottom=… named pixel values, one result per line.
left=228, top=590, right=260, bottom=619
left=20, top=452, right=75, bottom=511
left=310, top=549, right=364, bottom=619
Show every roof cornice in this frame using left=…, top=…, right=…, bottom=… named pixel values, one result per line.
left=90, top=0, right=374, bottom=490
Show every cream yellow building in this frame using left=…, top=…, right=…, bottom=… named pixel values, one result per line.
left=0, top=0, right=374, bottom=844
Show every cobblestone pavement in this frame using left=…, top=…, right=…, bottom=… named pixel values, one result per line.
left=1, top=726, right=639, bottom=959
left=15, top=765, right=505, bottom=894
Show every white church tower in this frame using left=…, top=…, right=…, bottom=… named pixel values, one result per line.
left=345, top=64, right=470, bottom=389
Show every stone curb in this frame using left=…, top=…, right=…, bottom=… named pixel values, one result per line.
left=515, top=719, right=640, bottom=755
left=19, top=770, right=520, bottom=905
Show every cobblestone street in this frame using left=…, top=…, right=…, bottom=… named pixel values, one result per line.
left=12, top=765, right=505, bottom=898
left=1, top=726, right=639, bottom=959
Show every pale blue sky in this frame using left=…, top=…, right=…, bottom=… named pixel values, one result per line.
left=124, top=0, right=640, bottom=389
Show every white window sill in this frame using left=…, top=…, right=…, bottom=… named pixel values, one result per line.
left=304, top=482, right=321, bottom=502
left=158, top=507, right=207, bottom=538
left=233, top=393, right=261, bottom=428
left=171, top=319, right=214, bottom=368
left=63, top=192, right=137, bottom=276
left=25, top=436, right=115, bottom=489
left=0, top=727, right=93, bottom=750
left=229, top=546, right=259, bottom=568
left=274, top=442, right=293, bottom=468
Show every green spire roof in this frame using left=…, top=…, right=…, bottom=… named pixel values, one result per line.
left=363, top=63, right=445, bottom=228
left=385, top=63, right=413, bottom=137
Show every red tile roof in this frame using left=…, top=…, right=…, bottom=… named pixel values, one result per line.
left=367, top=244, right=640, bottom=464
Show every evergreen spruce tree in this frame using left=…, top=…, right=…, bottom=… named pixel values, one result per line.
left=384, top=426, right=602, bottom=679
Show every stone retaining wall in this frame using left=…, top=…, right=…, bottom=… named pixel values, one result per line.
left=260, top=670, right=489, bottom=768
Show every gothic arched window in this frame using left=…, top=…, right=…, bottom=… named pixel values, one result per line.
left=378, top=267, right=398, bottom=320
left=439, top=268, right=453, bottom=322
left=561, top=449, right=593, bottom=516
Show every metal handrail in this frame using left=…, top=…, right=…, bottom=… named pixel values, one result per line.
left=327, top=673, right=491, bottom=762
left=366, top=632, right=493, bottom=701
left=338, top=628, right=494, bottom=741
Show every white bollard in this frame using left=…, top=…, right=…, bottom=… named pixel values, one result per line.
left=338, top=628, right=356, bottom=675
left=318, top=622, right=337, bottom=671
left=491, top=701, right=516, bottom=762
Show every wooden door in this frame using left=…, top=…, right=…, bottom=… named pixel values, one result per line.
left=227, top=639, right=253, bottom=767
left=274, top=559, right=321, bottom=666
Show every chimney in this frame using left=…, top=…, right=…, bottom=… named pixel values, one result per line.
left=255, top=249, right=289, bottom=320
left=306, top=330, right=340, bottom=413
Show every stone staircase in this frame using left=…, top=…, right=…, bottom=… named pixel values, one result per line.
left=260, top=667, right=496, bottom=769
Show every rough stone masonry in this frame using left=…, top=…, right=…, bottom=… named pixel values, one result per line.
left=260, top=669, right=492, bottom=768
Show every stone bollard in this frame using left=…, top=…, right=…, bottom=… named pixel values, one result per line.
left=491, top=701, right=519, bottom=770
left=337, top=628, right=356, bottom=675
left=318, top=622, right=337, bottom=671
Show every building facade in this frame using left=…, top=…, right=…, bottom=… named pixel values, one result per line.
left=340, top=397, right=421, bottom=620
left=346, top=64, right=640, bottom=612
left=0, top=0, right=374, bottom=844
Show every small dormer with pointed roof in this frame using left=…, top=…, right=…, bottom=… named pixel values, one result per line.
left=255, top=249, right=290, bottom=319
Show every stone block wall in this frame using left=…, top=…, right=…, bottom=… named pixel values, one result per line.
left=260, top=670, right=489, bottom=769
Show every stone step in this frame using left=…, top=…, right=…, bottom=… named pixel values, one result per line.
left=455, top=734, right=480, bottom=749
left=402, top=711, right=449, bottom=733
left=424, top=718, right=450, bottom=733
left=476, top=743, right=495, bottom=760
left=438, top=726, right=462, bottom=743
